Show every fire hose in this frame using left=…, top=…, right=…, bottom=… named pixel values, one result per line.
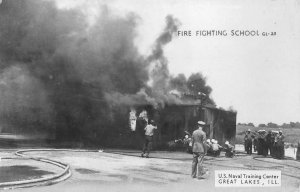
left=0, top=148, right=299, bottom=189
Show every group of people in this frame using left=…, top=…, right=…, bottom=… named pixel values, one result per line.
left=180, top=128, right=235, bottom=158
left=191, top=121, right=235, bottom=179
left=206, top=139, right=222, bottom=156
left=205, top=139, right=234, bottom=158
left=244, top=129, right=285, bottom=159
left=140, top=120, right=235, bottom=180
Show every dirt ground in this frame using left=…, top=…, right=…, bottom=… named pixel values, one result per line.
left=2, top=149, right=299, bottom=192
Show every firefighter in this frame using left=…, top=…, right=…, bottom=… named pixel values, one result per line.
left=265, top=130, right=273, bottom=156
left=183, top=134, right=192, bottom=153
left=273, top=131, right=279, bottom=158
left=262, top=130, right=268, bottom=156
left=257, top=130, right=267, bottom=156
left=244, top=129, right=252, bottom=154
left=257, top=130, right=263, bottom=155
left=270, top=131, right=276, bottom=157
left=205, top=139, right=212, bottom=155
left=211, top=140, right=222, bottom=157
left=224, top=141, right=234, bottom=158
left=141, top=120, right=157, bottom=158
left=276, top=130, right=285, bottom=159
left=252, top=132, right=258, bottom=152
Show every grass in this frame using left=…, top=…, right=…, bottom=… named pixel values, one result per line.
left=236, top=125, right=300, bottom=146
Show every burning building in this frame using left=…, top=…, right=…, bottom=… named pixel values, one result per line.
left=0, top=1, right=236, bottom=149
left=125, top=103, right=236, bottom=150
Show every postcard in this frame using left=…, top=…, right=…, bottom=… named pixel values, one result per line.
left=0, top=0, right=299, bottom=191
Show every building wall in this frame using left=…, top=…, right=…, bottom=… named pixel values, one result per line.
left=204, top=108, right=236, bottom=145
left=135, top=105, right=237, bottom=148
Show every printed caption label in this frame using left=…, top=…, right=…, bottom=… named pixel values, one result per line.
left=215, top=170, right=281, bottom=187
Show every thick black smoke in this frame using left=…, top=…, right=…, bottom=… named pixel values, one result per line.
left=146, top=15, right=214, bottom=106
left=105, top=15, right=183, bottom=108
left=148, top=15, right=180, bottom=97
left=0, top=0, right=149, bottom=141
left=170, top=73, right=215, bottom=105
left=0, top=0, right=214, bottom=143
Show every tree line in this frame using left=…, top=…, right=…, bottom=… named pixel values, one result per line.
left=237, top=122, right=300, bottom=128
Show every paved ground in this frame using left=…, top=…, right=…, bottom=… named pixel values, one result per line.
left=0, top=149, right=299, bottom=192
left=0, top=150, right=62, bottom=183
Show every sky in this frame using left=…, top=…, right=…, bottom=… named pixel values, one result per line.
left=55, top=0, right=300, bottom=125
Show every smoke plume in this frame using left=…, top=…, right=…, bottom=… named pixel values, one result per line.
left=0, top=0, right=214, bottom=142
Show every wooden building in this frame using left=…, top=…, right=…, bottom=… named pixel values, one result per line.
left=131, top=104, right=237, bottom=149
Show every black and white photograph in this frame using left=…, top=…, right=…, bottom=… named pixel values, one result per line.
left=0, top=0, right=299, bottom=191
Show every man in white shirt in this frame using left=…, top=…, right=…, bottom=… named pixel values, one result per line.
left=141, top=120, right=157, bottom=158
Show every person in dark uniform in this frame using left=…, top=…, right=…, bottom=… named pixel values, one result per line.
left=276, top=130, right=285, bottom=159
left=262, top=130, right=268, bottom=156
left=244, top=129, right=252, bottom=154
left=252, top=133, right=258, bottom=152
left=257, top=130, right=263, bottom=155
left=273, top=131, right=279, bottom=158
left=191, top=121, right=207, bottom=179
left=265, top=130, right=273, bottom=156
left=270, top=131, right=276, bottom=157
left=257, top=130, right=267, bottom=156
